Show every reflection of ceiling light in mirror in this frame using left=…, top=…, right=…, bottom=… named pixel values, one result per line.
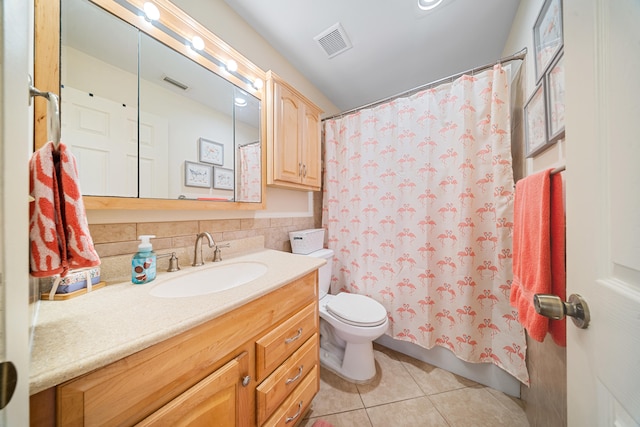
left=191, top=36, right=204, bottom=51
left=143, top=2, right=160, bottom=21
left=226, top=60, right=238, bottom=72
left=253, top=78, right=264, bottom=90
left=417, top=0, right=443, bottom=10
left=234, top=97, right=247, bottom=107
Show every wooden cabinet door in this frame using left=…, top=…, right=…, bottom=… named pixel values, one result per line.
left=301, top=107, right=321, bottom=190
left=136, top=353, right=246, bottom=427
left=273, top=82, right=302, bottom=185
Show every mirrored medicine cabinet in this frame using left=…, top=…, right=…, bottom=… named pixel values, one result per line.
left=34, top=0, right=267, bottom=210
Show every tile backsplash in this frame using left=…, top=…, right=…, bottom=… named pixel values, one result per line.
left=89, top=216, right=319, bottom=283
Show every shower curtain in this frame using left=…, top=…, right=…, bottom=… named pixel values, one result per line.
left=322, top=65, right=528, bottom=384
left=238, top=143, right=261, bottom=202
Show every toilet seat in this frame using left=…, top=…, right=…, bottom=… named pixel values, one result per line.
left=326, top=293, right=388, bottom=327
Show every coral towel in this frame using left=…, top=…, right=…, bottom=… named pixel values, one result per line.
left=548, top=172, right=566, bottom=346
left=29, top=141, right=100, bottom=277
left=510, top=168, right=565, bottom=345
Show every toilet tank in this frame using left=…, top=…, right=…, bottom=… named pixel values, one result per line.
left=307, top=249, right=334, bottom=298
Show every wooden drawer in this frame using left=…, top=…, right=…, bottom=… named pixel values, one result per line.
left=261, top=364, right=319, bottom=427
left=256, top=302, right=318, bottom=381
left=256, top=334, right=318, bottom=425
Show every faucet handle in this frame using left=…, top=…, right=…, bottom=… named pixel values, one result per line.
left=157, top=252, right=181, bottom=272
left=213, top=243, right=230, bottom=262
left=167, top=253, right=180, bottom=272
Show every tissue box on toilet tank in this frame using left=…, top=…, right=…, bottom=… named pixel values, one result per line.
left=49, top=267, right=101, bottom=294
left=289, top=229, right=325, bottom=254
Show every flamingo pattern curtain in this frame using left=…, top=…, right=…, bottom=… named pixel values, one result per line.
left=238, top=143, right=261, bottom=202
left=322, top=65, right=529, bottom=384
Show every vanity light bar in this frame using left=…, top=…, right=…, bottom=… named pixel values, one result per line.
left=113, top=0, right=264, bottom=90
left=111, top=0, right=262, bottom=92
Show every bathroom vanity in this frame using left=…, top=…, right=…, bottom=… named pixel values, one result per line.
left=29, top=250, right=324, bottom=426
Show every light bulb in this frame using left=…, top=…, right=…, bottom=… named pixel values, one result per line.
left=253, top=78, right=263, bottom=90
left=226, top=60, right=238, bottom=73
left=143, top=2, right=160, bottom=21
left=234, top=97, right=247, bottom=107
left=418, top=0, right=443, bottom=11
left=191, top=36, right=204, bottom=51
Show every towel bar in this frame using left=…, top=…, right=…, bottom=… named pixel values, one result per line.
left=28, top=74, right=61, bottom=148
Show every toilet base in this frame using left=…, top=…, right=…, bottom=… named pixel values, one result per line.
left=319, top=340, right=378, bottom=384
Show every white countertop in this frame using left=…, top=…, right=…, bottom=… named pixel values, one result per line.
left=29, top=249, right=324, bottom=395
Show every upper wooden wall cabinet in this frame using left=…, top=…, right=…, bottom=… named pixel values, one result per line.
left=266, top=71, right=323, bottom=191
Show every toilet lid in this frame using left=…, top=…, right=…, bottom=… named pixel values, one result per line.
left=326, top=293, right=388, bottom=327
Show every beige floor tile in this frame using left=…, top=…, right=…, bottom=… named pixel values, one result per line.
left=300, top=409, right=373, bottom=427
left=430, top=387, right=529, bottom=427
left=485, top=388, right=528, bottom=418
left=305, top=368, right=364, bottom=418
left=396, top=352, right=479, bottom=395
left=356, top=349, right=425, bottom=407
left=366, top=396, right=449, bottom=427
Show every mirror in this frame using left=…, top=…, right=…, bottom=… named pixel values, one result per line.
left=58, top=0, right=264, bottom=206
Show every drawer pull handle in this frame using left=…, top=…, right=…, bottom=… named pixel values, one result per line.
left=285, top=328, right=303, bottom=344
left=285, top=401, right=303, bottom=423
left=285, top=365, right=304, bottom=385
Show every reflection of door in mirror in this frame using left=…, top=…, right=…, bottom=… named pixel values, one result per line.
left=60, top=0, right=263, bottom=203
left=61, top=0, right=141, bottom=197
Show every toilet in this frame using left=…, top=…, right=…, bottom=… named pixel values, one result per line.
left=307, top=248, right=389, bottom=383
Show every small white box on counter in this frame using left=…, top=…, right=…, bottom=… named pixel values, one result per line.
left=289, top=228, right=325, bottom=254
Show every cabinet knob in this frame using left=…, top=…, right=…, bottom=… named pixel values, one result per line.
left=241, top=375, right=251, bottom=387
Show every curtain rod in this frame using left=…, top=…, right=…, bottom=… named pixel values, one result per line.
left=323, top=47, right=527, bottom=122
left=237, top=141, right=260, bottom=148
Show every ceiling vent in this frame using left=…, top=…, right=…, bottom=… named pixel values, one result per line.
left=162, top=75, right=189, bottom=91
left=314, top=23, right=352, bottom=59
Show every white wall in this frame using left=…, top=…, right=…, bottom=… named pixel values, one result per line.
left=502, top=0, right=566, bottom=174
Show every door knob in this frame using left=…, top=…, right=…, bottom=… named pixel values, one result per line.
left=533, top=293, right=590, bottom=329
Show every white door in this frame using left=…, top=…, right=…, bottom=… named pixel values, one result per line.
left=62, top=86, right=138, bottom=197
left=565, top=0, right=640, bottom=425
left=0, top=0, right=33, bottom=424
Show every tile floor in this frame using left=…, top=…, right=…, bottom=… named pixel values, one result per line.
left=300, top=344, right=529, bottom=427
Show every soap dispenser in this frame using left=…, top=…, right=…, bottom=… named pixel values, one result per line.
left=132, top=235, right=157, bottom=284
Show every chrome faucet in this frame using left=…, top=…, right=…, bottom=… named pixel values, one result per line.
left=193, top=232, right=215, bottom=266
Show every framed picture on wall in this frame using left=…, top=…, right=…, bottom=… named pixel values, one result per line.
left=199, top=138, right=224, bottom=166
left=213, top=167, right=234, bottom=190
left=533, top=0, right=563, bottom=82
left=546, top=50, right=565, bottom=143
left=524, top=82, right=549, bottom=157
left=184, top=161, right=212, bottom=188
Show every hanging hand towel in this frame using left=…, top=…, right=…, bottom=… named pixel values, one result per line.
left=29, top=142, right=100, bottom=277
left=548, top=172, right=566, bottom=346
left=510, top=169, right=552, bottom=342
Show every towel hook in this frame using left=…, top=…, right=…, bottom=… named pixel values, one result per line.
left=29, top=74, right=61, bottom=149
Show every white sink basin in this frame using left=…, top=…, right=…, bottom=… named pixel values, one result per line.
left=149, top=261, right=268, bottom=298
